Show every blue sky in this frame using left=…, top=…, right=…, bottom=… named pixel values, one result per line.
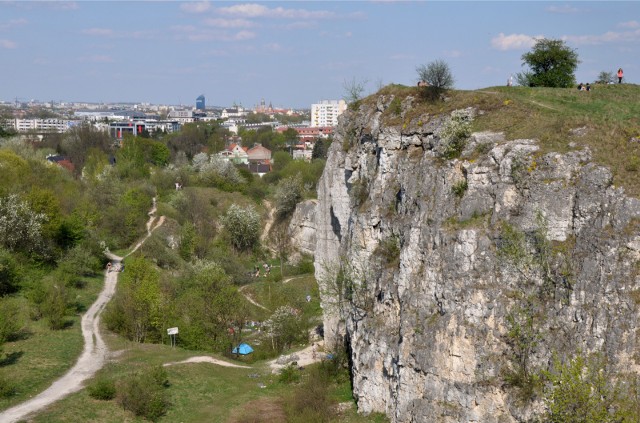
left=1, top=1, right=638, bottom=108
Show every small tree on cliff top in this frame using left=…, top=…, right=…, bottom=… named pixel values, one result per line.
left=416, top=60, right=454, bottom=100
left=521, top=38, right=579, bottom=88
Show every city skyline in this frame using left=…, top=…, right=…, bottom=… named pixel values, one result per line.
left=1, top=1, right=639, bottom=108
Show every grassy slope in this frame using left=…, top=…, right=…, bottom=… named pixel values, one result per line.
left=0, top=274, right=104, bottom=410
left=374, top=83, right=640, bottom=197
left=30, top=276, right=384, bottom=423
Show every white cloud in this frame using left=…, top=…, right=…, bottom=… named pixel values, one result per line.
left=491, top=33, right=539, bottom=51
left=0, top=39, right=16, bottom=49
left=546, top=5, right=580, bottom=14
left=562, top=28, right=640, bottom=45
left=0, top=18, right=27, bottom=31
left=264, top=42, right=283, bottom=52
left=82, top=28, right=114, bottom=37
left=204, top=18, right=254, bottom=28
left=619, top=21, right=640, bottom=29
left=174, top=26, right=256, bottom=42
left=218, top=3, right=336, bottom=19
left=180, top=2, right=211, bottom=13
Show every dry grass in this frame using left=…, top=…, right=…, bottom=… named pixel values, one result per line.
left=365, top=83, right=640, bottom=197
left=226, top=398, right=287, bottom=423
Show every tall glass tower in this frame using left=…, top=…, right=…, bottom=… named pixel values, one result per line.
left=196, top=95, right=205, bottom=111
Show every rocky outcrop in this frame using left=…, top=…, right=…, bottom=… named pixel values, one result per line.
left=314, top=95, right=640, bottom=422
left=288, top=199, right=317, bottom=258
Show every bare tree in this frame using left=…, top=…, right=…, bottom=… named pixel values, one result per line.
left=342, top=77, right=368, bottom=105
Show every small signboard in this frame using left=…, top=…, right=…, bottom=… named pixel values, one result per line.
left=167, top=327, right=179, bottom=335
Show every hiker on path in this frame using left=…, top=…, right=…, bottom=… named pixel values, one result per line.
left=618, top=68, right=624, bottom=84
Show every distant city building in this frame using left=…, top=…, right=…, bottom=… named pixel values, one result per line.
left=221, top=106, right=247, bottom=119
left=276, top=125, right=333, bottom=141
left=196, top=95, right=205, bottom=111
left=13, top=118, right=78, bottom=133
left=247, top=143, right=272, bottom=164
left=109, top=121, right=147, bottom=140
left=167, top=110, right=194, bottom=124
left=310, top=100, right=347, bottom=127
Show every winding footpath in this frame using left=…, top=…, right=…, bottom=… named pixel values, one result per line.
left=0, top=202, right=163, bottom=423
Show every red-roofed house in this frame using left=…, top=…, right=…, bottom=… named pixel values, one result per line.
left=218, top=143, right=249, bottom=164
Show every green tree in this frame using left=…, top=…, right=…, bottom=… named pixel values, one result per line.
left=521, top=38, right=579, bottom=88
left=597, top=70, right=615, bottom=84
left=105, top=256, right=162, bottom=342
left=416, top=59, right=454, bottom=90
left=0, top=249, right=19, bottom=296
left=272, top=151, right=292, bottom=172
left=175, top=261, right=244, bottom=351
left=312, top=139, right=328, bottom=160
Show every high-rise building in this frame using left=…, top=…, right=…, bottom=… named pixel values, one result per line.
left=310, top=99, right=347, bottom=127
left=196, top=95, right=205, bottom=111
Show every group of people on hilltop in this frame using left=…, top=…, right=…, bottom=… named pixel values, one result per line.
left=577, top=82, right=591, bottom=91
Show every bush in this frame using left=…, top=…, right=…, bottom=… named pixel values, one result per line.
left=438, top=109, right=473, bottom=159
left=451, top=180, right=468, bottom=198
left=88, top=375, right=116, bottom=400
left=274, top=174, right=303, bottom=220
left=416, top=60, right=454, bottom=100
left=278, top=364, right=301, bottom=384
left=117, top=366, right=170, bottom=421
left=0, top=248, right=19, bottom=296
left=0, top=377, right=15, bottom=398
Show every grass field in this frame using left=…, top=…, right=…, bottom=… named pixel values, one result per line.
left=0, top=274, right=104, bottom=410
left=26, top=274, right=388, bottom=423
left=374, top=83, right=640, bottom=197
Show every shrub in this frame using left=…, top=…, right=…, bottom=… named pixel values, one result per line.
left=278, top=364, right=301, bottom=384
left=0, top=377, right=15, bottom=398
left=117, top=366, right=170, bottom=421
left=375, top=236, right=401, bottom=269
left=274, top=174, right=303, bottom=220
left=0, top=248, right=19, bottom=296
left=451, top=180, right=468, bottom=198
left=88, top=375, right=116, bottom=400
left=438, top=109, right=473, bottom=159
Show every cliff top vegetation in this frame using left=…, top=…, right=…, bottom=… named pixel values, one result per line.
left=369, top=83, right=640, bottom=197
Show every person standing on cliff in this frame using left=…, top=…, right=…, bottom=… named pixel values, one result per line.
left=617, top=68, right=624, bottom=83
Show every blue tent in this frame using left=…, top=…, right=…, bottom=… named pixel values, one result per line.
left=232, top=343, right=254, bottom=355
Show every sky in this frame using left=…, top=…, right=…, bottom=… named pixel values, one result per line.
left=1, top=1, right=639, bottom=108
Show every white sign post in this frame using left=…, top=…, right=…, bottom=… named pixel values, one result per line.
left=167, top=327, right=179, bottom=347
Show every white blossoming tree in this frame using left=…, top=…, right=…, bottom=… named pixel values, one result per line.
left=221, top=204, right=261, bottom=251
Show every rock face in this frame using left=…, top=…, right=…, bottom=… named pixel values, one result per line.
left=288, top=199, right=317, bottom=258
left=314, top=95, right=640, bottom=422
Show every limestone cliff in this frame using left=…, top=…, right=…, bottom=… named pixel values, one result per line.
left=314, top=94, right=640, bottom=422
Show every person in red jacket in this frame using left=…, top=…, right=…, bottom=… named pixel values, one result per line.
left=618, top=68, right=624, bottom=84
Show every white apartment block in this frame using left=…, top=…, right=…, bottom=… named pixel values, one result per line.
left=310, top=99, right=347, bottom=127
left=13, top=119, right=77, bottom=133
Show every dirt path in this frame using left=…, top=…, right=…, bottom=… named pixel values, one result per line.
left=163, top=356, right=251, bottom=369
left=0, top=201, right=163, bottom=423
left=239, top=285, right=270, bottom=311
left=268, top=340, right=325, bottom=373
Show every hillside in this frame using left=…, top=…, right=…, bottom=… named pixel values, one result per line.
left=316, top=85, right=640, bottom=422
left=370, top=83, right=640, bottom=197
